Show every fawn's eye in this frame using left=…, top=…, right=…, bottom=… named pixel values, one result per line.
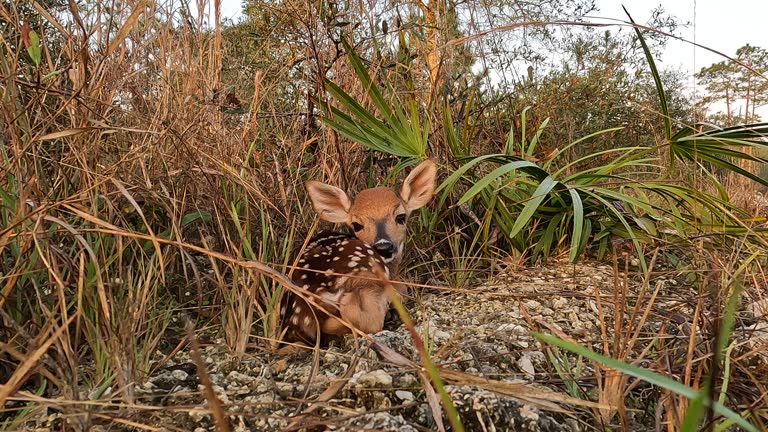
left=395, top=214, right=407, bottom=225
left=351, top=222, right=364, bottom=232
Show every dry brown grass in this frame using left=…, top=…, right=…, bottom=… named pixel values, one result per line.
left=0, top=0, right=437, bottom=428
left=2, top=1, right=768, bottom=431
left=1, top=0, right=303, bottom=423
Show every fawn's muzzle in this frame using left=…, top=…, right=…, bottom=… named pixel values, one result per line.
left=374, top=239, right=396, bottom=259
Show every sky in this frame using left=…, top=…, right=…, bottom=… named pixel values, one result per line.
left=210, top=0, right=767, bottom=117
left=598, top=1, right=767, bottom=70
left=596, top=0, right=768, bottom=116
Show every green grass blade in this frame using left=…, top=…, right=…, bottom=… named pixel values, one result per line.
left=679, top=388, right=707, bottom=432
left=534, top=333, right=758, bottom=432
left=624, top=7, right=670, bottom=140
left=550, top=127, right=625, bottom=173
left=527, top=117, right=550, bottom=157
left=521, top=106, right=529, bottom=155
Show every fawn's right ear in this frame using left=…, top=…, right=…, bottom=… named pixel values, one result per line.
left=306, top=180, right=352, bottom=224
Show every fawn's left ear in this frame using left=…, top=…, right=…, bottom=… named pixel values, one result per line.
left=400, top=159, right=437, bottom=213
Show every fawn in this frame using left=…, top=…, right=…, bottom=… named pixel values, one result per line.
left=283, top=159, right=437, bottom=343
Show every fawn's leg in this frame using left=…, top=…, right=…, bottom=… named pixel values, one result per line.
left=322, top=274, right=389, bottom=335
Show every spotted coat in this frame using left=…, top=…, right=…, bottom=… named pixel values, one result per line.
left=282, top=232, right=392, bottom=343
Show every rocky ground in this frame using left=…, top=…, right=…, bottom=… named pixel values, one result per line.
left=23, top=260, right=768, bottom=431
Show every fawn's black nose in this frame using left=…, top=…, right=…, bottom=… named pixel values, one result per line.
left=374, top=239, right=396, bottom=259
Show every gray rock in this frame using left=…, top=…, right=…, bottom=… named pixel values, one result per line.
left=448, top=385, right=571, bottom=431
left=340, top=412, right=419, bottom=432
left=354, top=369, right=393, bottom=388
left=395, top=390, right=415, bottom=401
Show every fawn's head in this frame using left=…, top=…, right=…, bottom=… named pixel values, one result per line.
left=306, top=159, right=437, bottom=266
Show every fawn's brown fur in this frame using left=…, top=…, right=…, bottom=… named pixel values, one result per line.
left=282, top=160, right=437, bottom=343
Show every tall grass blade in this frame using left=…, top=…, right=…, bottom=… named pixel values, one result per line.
left=568, top=188, right=584, bottom=262
left=535, top=333, right=758, bottom=432
left=624, top=7, right=670, bottom=140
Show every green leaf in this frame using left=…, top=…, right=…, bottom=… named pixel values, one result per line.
left=633, top=216, right=657, bottom=236
left=508, top=176, right=558, bottom=239
left=27, top=30, right=42, bottom=66
left=341, top=39, right=394, bottom=122
left=431, top=154, right=504, bottom=229
left=568, top=188, right=584, bottom=263
left=533, top=213, right=563, bottom=261
left=457, top=160, right=538, bottom=205
left=319, top=39, right=427, bottom=159
left=181, top=210, right=212, bottom=226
